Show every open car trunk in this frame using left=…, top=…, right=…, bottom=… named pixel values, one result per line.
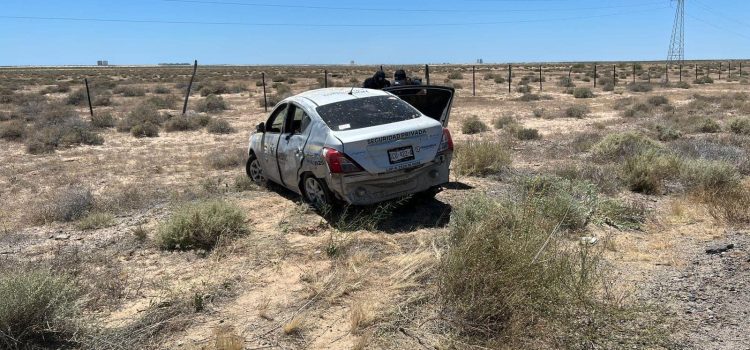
left=384, top=85, right=455, bottom=127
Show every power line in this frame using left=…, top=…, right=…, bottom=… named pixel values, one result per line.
left=0, top=6, right=668, bottom=28
left=162, top=0, right=664, bottom=14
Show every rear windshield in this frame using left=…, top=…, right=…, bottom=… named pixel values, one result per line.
left=316, top=96, right=421, bottom=131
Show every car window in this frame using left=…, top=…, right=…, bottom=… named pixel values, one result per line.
left=267, top=104, right=288, bottom=133
left=315, top=96, right=421, bottom=131
left=287, top=105, right=309, bottom=134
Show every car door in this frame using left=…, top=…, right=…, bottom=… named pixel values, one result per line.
left=277, top=103, right=313, bottom=189
left=383, top=86, right=455, bottom=127
left=260, top=103, right=289, bottom=184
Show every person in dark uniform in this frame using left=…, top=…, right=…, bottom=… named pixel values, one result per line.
left=393, top=69, right=422, bottom=86
left=362, top=71, right=391, bottom=89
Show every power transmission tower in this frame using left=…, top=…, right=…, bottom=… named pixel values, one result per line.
left=667, top=0, right=685, bottom=65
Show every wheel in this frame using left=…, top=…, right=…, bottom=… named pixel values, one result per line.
left=246, top=153, right=266, bottom=185
left=411, top=186, right=442, bottom=202
left=302, top=175, right=336, bottom=211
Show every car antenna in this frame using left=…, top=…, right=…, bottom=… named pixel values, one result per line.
left=348, top=84, right=356, bottom=95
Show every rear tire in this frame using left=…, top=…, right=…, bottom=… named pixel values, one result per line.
left=302, top=175, right=337, bottom=211
left=246, top=153, right=266, bottom=186
left=413, top=186, right=441, bottom=201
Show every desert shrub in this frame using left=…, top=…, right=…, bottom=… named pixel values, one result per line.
left=696, top=118, right=721, bottom=133
left=622, top=150, right=680, bottom=194
left=520, top=175, right=599, bottom=230
left=694, top=76, right=714, bottom=84
left=676, top=81, right=691, bottom=89
left=92, top=95, right=112, bottom=107
left=627, top=82, right=653, bottom=92
left=647, top=95, right=669, bottom=106
left=447, top=72, right=463, bottom=80
left=622, top=102, right=653, bottom=118
left=153, top=85, right=171, bottom=94
left=519, top=93, right=544, bottom=102
left=492, top=114, right=515, bottom=129
left=532, top=108, right=545, bottom=118
left=483, top=73, right=495, bottom=80
left=114, top=85, right=146, bottom=97
left=207, top=148, right=245, bottom=169
left=516, top=85, right=532, bottom=94
left=570, top=131, right=602, bottom=153
left=199, top=81, right=246, bottom=96
left=117, top=103, right=164, bottom=132
left=557, top=76, right=575, bottom=87
left=196, top=94, right=228, bottom=113
left=91, top=113, right=116, bottom=128
left=493, top=76, right=506, bottom=84
left=555, top=162, right=621, bottom=195
left=461, top=116, right=488, bottom=135
left=439, top=191, right=601, bottom=340
left=671, top=138, right=750, bottom=175
left=65, top=88, right=87, bottom=106
left=564, top=104, right=590, bottom=119
left=146, top=95, right=179, bottom=109
left=0, top=267, right=80, bottom=349
left=596, top=199, right=647, bottom=230
left=157, top=200, right=249, bottom=251
left=573, top=87, right=594, bottom=98
left=701, top=185, right=750, bottom=223
left=679, top=159, right=741, bottom=193
left=453, top=141, right=511, bottom=176
left=131, top=122, right=159, bottom=138
left=40, top=84, right=71, bottom=95
left=164, top=115, right=202, bottom=132
left=234, top=175, right=257, bottom=192
left=32, top=185, right=93, bottom=223
left=655, top=124, right=682, bottom=141
left=0, top=120, right=26, bottom=141
left=25, top=118, right=104, bottom=154
left=76, top=212, right=116, bottom=230
left=591, top=132, right=662, bottom=162
left=271, top=75, right=286, bottom=83
left=206, top=118, right=234, bottom=134
left=728, top=117, right=750, bottom=135
left=516, top=128, right=540, bottom=140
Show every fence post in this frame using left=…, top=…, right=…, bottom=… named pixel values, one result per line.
left=262, top=72, right=268, bottom=112
left=84, top=78, right=94, bottom=117
left=613, top=64, right=616, bottom=86
left=719, top=62, right=722, bottom=80
left=729, top=61, right=732, bottom=80
left=633, top=64, right=636, bottom=84
left=648, top=68, right=651, bottom=83
left=182, top=60, right=198, bottom=115
left=594, top=64, right=597, bottom=88
left=568, top=66, right=572, bottom=81
left=741, top=62, right=743, bottom=79
left=508, top=65, right=513, bottom=93
left=695, top=65, right=698, bottom=80
left=665, top=63, right=669, bottom=84
left=425, top=64, right=430, bottom=86
left=324, top=69, right=328, bottom=88
left=539, top=64, right=543, bottom=91
left=680, top=65, right=683, bottom=82
left=472, top=66, right=476, bottom=96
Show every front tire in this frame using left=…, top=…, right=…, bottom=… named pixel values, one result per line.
left=302, top=175, right=337, bottom=211
left=246, top=153, right=266, bottom=186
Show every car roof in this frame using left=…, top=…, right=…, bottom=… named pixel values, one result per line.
left=294, top=88, right=391, bottom=107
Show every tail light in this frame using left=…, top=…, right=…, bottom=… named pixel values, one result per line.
left=323, top=148, right=364, bottom=174
left=438, top=128, right=454, bottom=154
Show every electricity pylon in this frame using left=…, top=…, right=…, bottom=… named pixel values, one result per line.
left=667, top=0, right=685, bottom=65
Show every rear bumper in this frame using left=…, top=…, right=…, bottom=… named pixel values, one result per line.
left=326, top=154, right=452, bottom=205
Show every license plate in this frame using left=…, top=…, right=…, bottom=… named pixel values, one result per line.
left=388, top=146, right=415, bottom=164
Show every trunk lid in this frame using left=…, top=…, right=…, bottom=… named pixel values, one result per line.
left=333, top=117, right=444, bottom=174
left=384, top=86, right=455, bottom=127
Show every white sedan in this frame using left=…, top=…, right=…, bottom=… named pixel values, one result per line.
left=246, top=86, right=454, bottom=208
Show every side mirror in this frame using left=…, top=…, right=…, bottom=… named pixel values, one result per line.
left=256, top=122, right=265, bottom=133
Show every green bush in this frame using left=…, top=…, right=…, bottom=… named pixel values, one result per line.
left=453, top=140, right=511, bottom=176
left=493, top=76, right=506, bottom=84
left=146, top=95, right=179, bottom=109
left=676, top=81, right=691, bottom=89
left=77, top=212, right=115, bottom=230
left=32, top=185, right=93, bottom=223
left=157, top=200, right=249, bottom=251
left=0, top=268, right=80, bottom=348
left=558, top=76, right=575, bottom=87
left=728, top=117, right=750, bottom=135
left=25, top=118, right=104, bottom=154
left=516, top=84, right=532, bottom=94
left=492, top=114, right=515, bottom=129
left=656, top=124, right=682, bottom=141
left=91, top=113, right=116, bottom=128
left=207, top=148, right=245, bottom=169
left=206, top=118, right=234, bottom=134
left=647, top=95, right=669, bottom=106
left=697, top=118, right=721, bottom=133
left=153, top=85, right=171, bottom=94
left=117, top=103, right=164, bottom=132
left=447, top=72, right=464, bottom=80
left=516, top=128, right=540, bottom=140
left=694, top=76, right=714, bottom=84
left=114, top=85, right=146, bottom=97
left=564, top=105, right=590, bottom=119
left=679, top=159, right=741, bottom=193
left=622, top=150, right=680, bottom=194
left=196, top=94, right=228, bottom=113
left=66, top=88, right=87, bottom=106
left=461, top=116, right=488, bottom=135
left=627, top=83, right=653, bottom=92
left=438, top=191, right=600, bottom=340
left=131, top=122, right=159, bottom=138
left=0, top=120, right=25, bottom=141
left=591, top=132, right=663, bottom=162
left=573, top=87, right=594, bottom=98
left=164, top=115, right=203, bottom=132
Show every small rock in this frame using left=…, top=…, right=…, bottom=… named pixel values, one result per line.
left=706, top=243, right=734, bottom=255
left=580, top=236, right=598, bottom=245
left=53, top=234, right=70, bottom=240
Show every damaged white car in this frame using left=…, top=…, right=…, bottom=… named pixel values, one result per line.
left=245, top=86, right=454, bottom=208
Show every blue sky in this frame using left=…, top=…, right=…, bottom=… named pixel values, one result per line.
left=1, top=0, right=748, bottom=66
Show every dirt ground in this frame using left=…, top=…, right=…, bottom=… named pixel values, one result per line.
left=1, top=63, right=749, bottom=349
